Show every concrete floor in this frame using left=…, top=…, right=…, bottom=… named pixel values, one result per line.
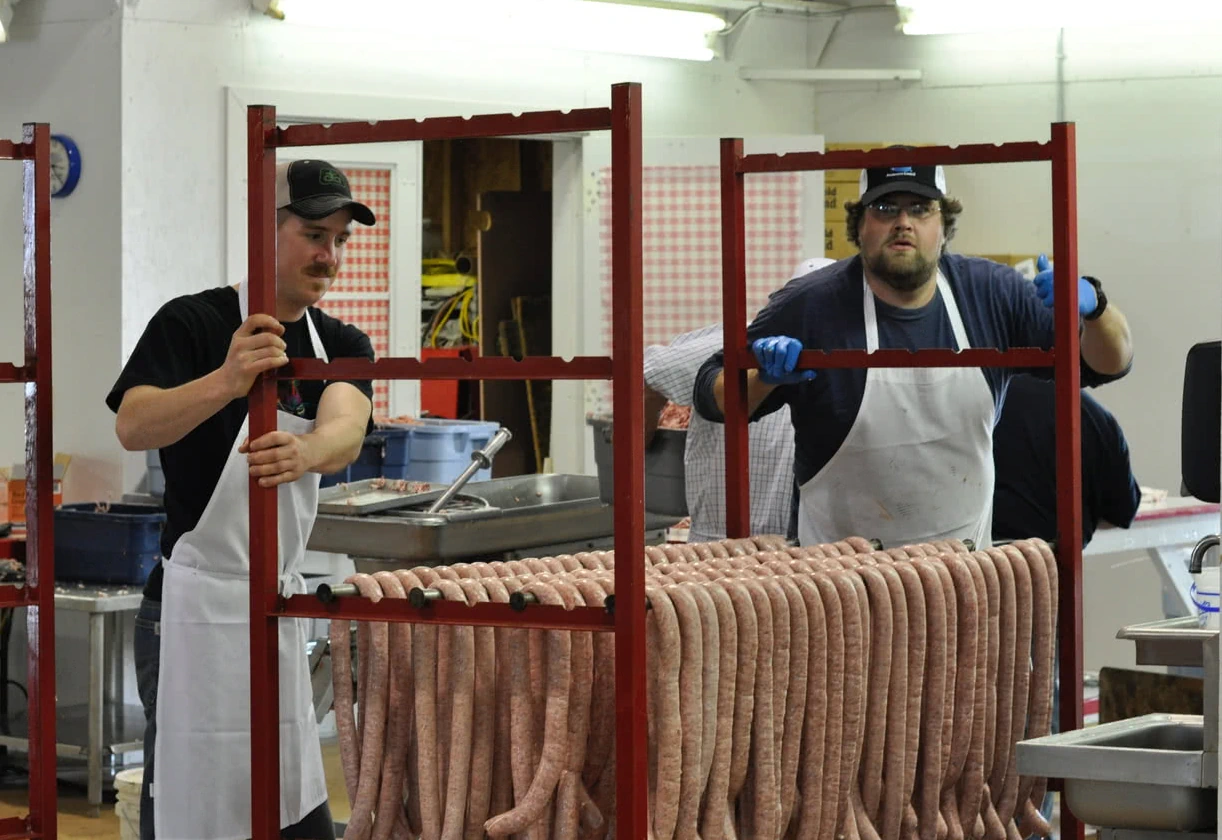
left=0, top=739, right=350, bottom=839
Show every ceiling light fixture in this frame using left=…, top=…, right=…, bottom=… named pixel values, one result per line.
left=897, top=0, right=1222, bottom=34
left=0, top=0, right=23, bottom=43
left=252, top=0, right=725, bottom=61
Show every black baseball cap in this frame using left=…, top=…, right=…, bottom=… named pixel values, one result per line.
left=275, top=159, right=376, bottom=226
left=858, top=146, right=947, bottom=205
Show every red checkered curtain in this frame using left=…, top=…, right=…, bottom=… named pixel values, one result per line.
left=314, top=167, right=392, bottom=417
left=587, top=165, right=805, bottom=416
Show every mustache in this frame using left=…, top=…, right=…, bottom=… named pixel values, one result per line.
left=305, top=266, right=338, bottom=279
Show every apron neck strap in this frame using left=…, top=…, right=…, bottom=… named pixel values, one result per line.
left=861, top=270, right=971, bottom=352
left=237, top=278, right=329, bottom=362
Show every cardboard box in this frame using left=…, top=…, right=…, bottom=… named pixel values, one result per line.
left=824, top=182, right=855, bottom=221
left=824, top=225, right=857, bottom=260
left=967, top=253, right=1042, bottom=279
left=9, top=454, right=70, bottom=525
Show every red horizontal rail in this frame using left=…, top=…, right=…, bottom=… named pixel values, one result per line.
left=0, top=364, right=31, bottom=383
left=0, top=586, right=27, bottom=609
left=274, top=107, right=613, bottom=148
left=728, top=347, right=1055, bottom=370
left=736, top=140, right=1052, bottom=174
left=0, top=815, right=33, bottom=837
left=279, top=596, right=615, bottom=631
left=0, top=141, right=30, bottom=161
left=286, top=355, right=613, bottom=382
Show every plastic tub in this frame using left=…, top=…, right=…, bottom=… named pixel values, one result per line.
left=55, top=503, right=166, bottom=585
left=589, top=418, right=688, bottom=518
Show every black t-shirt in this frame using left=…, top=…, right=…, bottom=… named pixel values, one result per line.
left=991, top=374, right=1141, bottom=545
left=105, top=287, right=375, bottom=601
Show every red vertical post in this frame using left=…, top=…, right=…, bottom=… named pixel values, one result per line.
left=720, top=139, right=750, bottom=539
left=609, top=81, right=649, bottom=840
left=22, top=121, right=56, bottom=840
left=247, top=104, right=281, bottom=840
left=1050, top=121, right=1085, bottom=840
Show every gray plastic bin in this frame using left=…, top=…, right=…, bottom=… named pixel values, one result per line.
left=589, top=418, right=688, bottom=518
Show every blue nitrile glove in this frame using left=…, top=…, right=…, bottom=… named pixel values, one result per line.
left=1033, top=253, right=1098, bottom=316
left=751, top=336, right=816, bottom=385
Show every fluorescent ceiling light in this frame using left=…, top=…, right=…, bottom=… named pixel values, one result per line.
left=897, top=0, right=1222, bottom=34
left=256, top=0, right=726, bottom=61
left=0, top=0, right=20, bottom=43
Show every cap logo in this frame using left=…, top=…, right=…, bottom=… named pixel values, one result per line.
left=887, top=166, right=915, bottom=177
left=319, top=168, right=346, bottom=188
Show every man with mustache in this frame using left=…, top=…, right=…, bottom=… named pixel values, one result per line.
left=107, top=159, right=376, bottom=840
left=693, top=155, right=1134, bottom=549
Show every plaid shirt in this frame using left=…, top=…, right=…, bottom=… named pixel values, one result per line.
left=645, top=324, right=796, bottom=542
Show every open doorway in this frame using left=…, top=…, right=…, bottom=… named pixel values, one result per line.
left=420, top=138, right=554, bottom=478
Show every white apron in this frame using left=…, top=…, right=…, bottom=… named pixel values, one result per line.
left=154, top=280, right=329, bottom=840
left=798, top=272, right=996, bottom=549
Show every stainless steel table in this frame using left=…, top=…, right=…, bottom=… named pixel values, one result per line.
left=0, top=583, right=145, bottom=816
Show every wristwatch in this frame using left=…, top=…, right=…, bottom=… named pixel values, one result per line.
left=1082, top=275, right=1107, bottom=321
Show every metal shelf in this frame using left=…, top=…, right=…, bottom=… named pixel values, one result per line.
left=274, top=106, right=613, bottom=148
left=0, top=121, right=57, bottom=839
left=719, top=126, right=1087, bottom=840
left=285, top=355, right=613, bottom=382
left=244, top=83, right=650, bottom=840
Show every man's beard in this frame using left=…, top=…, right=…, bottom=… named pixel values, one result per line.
left=863, top=247, right=936, bottom=293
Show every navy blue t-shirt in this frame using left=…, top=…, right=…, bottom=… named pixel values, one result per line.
left=693, top=253, right=1128, bottom=487
left=991, top=374, right=1140, bottom=545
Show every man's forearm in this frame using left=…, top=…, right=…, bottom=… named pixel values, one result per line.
left=115, top=372, right=235, bottom=452
left=304, top=383, right=372, bottom=474
left=713, top=368, right=777, bottom=417
left=1081, top=304, right=1133, bottom=376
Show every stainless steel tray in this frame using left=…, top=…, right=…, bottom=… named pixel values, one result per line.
left=317, top=479, right=494, bottom=518
left=308, top=473, right=678, bottom=564
left=1115, top=615, right=1218, bottom=668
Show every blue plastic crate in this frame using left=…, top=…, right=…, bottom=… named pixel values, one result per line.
left=55, top=503, right=166, bottom=585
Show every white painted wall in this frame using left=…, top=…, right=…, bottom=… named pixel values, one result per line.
left=0, top=0, right=124, bottom=503
left=812, top=12, right=1222, bottom=496
left=0, top=0, right=127, bottom=709
left=5, top=0, right=1214, bottom=711
left=0, top=0, right=819, bottom=727
left=810, top=11, right=1222, bottom=672
left=117, top=0, right=820, bottom=487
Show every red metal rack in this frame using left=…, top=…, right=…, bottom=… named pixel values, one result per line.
left=244, top=84, right=646, bottom=840
left=719, top=126, right=1085, bottom=840
left=0, top=125, right=58, bottom=840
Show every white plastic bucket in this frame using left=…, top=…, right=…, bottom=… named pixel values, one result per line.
left=114, top=767, right=143, bottom=840
left=1190, top=566, right=1220, bottom=630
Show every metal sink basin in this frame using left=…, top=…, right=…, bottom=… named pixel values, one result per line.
left=1017, top=714, right=1216, bottom=832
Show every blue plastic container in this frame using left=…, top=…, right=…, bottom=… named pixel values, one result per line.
left=383, top=419, right=501, bottom=485
left=321, top=432, right=411, bottom=486
left=318, top=420, right=502, bottom=487
left=54, top=503, right=166, bottom=585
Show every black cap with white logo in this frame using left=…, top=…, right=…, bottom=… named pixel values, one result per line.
left=858, top=146, right=947, bottom=205
left=275, top=159, right=377, bottom=226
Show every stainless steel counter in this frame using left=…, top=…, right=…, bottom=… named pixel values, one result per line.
left=0, top=583, right=145, bottom=815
